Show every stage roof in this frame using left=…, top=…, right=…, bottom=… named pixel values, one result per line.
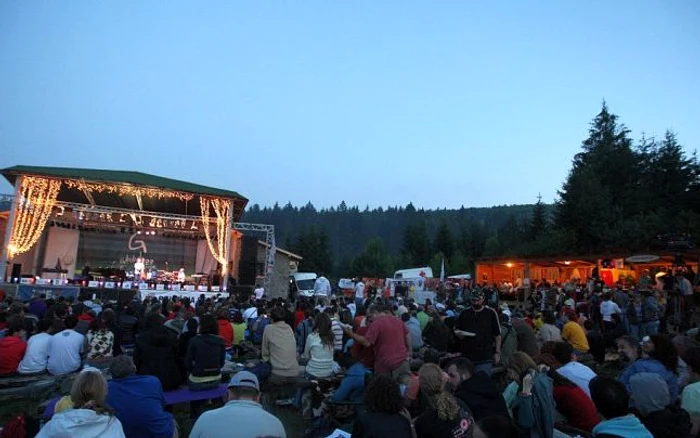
left=1, top=165, right=248, bottom=220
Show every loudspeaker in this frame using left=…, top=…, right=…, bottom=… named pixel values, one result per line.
left=238, top=236, right=258, bottom=286
left=11, top=263, right=21, bottom=280
left=238, top=262, right=257, bottom=286
left=240, top=236, right=258, bottom=261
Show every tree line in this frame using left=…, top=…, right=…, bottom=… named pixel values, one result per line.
left=243, top=102, right=700, bottom=279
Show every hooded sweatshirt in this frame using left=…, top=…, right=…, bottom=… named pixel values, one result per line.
left=0, top=335, right=27, bottom=375
left=629, top=372, right=692, bottom=438
left=185, top=334, right=226, bottom=379
left=619, top=358, right=679, bottom=404
left=592, top=414, right=653, bottom=438
left=454, top=371, right=509, bottom=421
left=36, top=409, right=126, bottom=438
left=331, top=362, right=368, bottom=404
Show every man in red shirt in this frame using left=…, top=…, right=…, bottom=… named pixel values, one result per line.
left=0, top=315, right=28, bottom=376
left=344, top=304, right=411, bottom=380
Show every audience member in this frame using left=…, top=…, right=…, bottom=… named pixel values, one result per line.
left=106, top=355, right=176, bottom=438
left=351, top=375, right=413, bottom=438
left=302, top=312, right=335, bottom=379
left=454, top=290, right=501, bottom=376
left=536, top=311, right=561, bottom=346
left=0, top=315, right=27, bottom=375
left=189, top=371, right=286, bottom=438
left=216, top=308, right=234, bottom=349
left=561, top=311, right=590, bottom=354
left=415, top=363, right=475, bottom=438
left=345, top=304, right=411, bottom=380
left=619, top=334, right=679, bottom=404
left=629, top=372, right=691, bottom=438
left=47, top=314, right=85, bottom=376
left=446, top=358, right=508, bottom=422
left=262, top=306, right=300, bottom=384
left=551, top=341, right=597, bottom=397
left=134, top=312, right=181, bottom=390
left=402, top=312, right=424, bottom=351
left=589, top=376, right=653, bottom=438
left=18, top=318, right=53, bottom=375
left=504, top=352, right=555, bottom=438
left=37, top=370, right=125, bottom=438
left=185, top=314, right=226, bottom=390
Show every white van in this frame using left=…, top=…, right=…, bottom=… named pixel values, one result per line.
left=289, top=272, right=317, bottom=301
left=394, top=267, right=433, bottom=280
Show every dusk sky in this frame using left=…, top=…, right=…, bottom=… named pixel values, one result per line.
left=1, top=1, right=698, bottom=209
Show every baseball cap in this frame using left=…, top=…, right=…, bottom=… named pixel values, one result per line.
left=470, top=289, right=484, bottom=300
left=228, top=371, right=260, bottom=391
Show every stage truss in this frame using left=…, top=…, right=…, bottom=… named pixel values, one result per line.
left=0, top=194, right=276, bottom=291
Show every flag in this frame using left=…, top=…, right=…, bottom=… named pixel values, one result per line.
left=440, top=258, right=445, bottom=282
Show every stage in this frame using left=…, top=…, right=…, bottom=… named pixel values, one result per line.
left=0, top=165, right=277, bottom=298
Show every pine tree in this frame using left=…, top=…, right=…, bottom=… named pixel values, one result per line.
left=433, top=220, right=455, bottom=259
left=530, top=194, right=549, bottom=241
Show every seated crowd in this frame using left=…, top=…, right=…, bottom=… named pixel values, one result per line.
left=1, top=283, right=700, bottom=438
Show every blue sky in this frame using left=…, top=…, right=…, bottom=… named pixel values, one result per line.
left=1, top=1, right=698, bottom=209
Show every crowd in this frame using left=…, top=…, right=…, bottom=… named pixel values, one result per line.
left=0, top=267, right=698, bottom=438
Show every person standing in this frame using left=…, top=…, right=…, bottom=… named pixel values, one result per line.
left=455, top=290, right=501, bottom=376
left=344, top=304, right=411, bottom=380
left=600, top=293, right=622, bottom=333
left=314, top=274, right=332, bottom=299
left=354, top=278, right=365, bottom=309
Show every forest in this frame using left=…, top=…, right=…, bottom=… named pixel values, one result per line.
left=243, top=103, right=700, bottom=279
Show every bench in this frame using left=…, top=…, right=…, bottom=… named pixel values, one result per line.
left=42, top=383, right=230, bottom=420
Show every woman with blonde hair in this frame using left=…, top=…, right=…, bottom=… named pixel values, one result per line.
left=415, top=363, right=474, bottom=438
left=38, top=370, right=125, bottom=437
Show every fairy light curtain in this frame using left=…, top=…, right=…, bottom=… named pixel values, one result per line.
left=199, top=197, right=231, bottom=272
left=8, top=176, right=62, bottom=257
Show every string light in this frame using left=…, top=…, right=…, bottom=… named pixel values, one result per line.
left=200, top=197, right=230, bottom=273
left=8, top=176, right=61, bottom=257
left=64, top=179, right=194, bottom=202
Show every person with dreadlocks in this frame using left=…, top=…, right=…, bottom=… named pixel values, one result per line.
left=414, top=363, right=475, bottom=438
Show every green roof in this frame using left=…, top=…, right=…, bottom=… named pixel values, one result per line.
left=1, top=165, right=247, bottom=201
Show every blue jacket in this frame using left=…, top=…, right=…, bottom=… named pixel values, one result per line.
left=513, top=372, right=555, bottom=438
left=331, top=363, right=368, bottom=404
left=619, top=358, right=679, bottom=403
left=106, top=374, right=175, bottom=438
left=592, top=414, right=653, bottom=438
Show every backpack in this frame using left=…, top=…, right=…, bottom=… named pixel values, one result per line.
left=252, top=316, right=270, bottom=344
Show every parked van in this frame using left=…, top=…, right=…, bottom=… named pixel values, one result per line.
left=394, top=267, right=433, bottom=280
left=289, top=272, right=317, bottom=301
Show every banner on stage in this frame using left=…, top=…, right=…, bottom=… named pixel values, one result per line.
left=17, top=285, right=80, bottom=301
left=139, top=290, right=228, bottom=301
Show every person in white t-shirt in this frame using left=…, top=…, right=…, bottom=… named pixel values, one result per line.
left=314, top=276, right=332, bottom=298
left=18, top=319, right=53, bottom=375
left=47, top=315, right=85, bottom=376
left=354, top=280, right=365, bottom=309
left=254, top=286, right=265, bottom=300
left=600, top=293, right=622, bottom=332
left=242, top=305, right=258, bottom=322
left=552, top=341, right=597, bottom=397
